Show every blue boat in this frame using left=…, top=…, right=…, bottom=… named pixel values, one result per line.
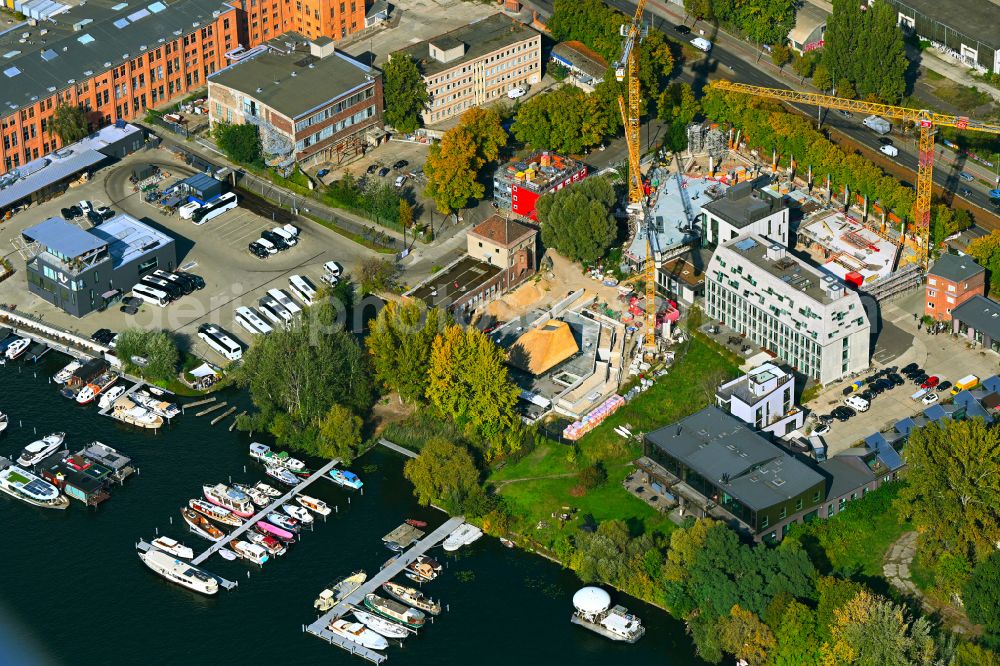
left=328, top=468, right=363, bottom=490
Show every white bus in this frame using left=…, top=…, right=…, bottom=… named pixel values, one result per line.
left=191, top=192, right=238, bottom=225
left=267, top=288, right=302, bottom=316
left=197, top=324, right=243, bottom=361
left=258, top=296, right=293, bottom=325
left=139, top=276, right=180, bottom=300
left=234, top=306, right=274, bottom=336
left=178, top=201, right=202, bottom=220
left=153, top=269, right=193, bottom=295
left=131, top=283, right=170, bottom=307
left=288, top=275, right=318, bottom=306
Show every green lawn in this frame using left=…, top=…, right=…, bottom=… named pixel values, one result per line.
left=490, top=336, right=739, bottom=549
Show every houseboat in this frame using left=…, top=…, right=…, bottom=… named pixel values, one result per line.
left=382, top=582, right=442, bottom=615
left=138, top=548, right=219, bottom=595
left=570, top=587, right=645, bottom=643
left=202, top=483, right=255, bottom=518
left=110, top=398, right=164, bottom=429
left=132, top=390, right=180, bottom=419
left=0, top=464, right=70, bottom=509
left=363, top=593, right=426, bottom=628
left=249, top=442, right=306, bottom=472
left=314, top=571, right=367, bottom=611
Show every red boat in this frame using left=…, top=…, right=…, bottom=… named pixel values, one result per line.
left=405, top=519, right=427, bottom=528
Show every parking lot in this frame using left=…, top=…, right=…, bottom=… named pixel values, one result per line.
left=806, top=289, right=1000, bottom=455
left=0, top=149, right=379, bottom=364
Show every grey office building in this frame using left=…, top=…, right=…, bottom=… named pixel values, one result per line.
left=22, top=215, right=176, bottom=317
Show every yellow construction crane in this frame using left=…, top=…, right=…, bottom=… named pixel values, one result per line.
left=614, top=0, right=658, bottom=352
left=712, top=79, right=1000, bottom=269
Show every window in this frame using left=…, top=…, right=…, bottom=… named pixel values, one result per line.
left=795, top=498, right=803, bottom=510
left=779, top=507, right=787, bottom=519
left=927, top=302, right=934, bottom=309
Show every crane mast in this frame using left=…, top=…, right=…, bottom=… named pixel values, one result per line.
left=712, top=80, right=1000, bottom=269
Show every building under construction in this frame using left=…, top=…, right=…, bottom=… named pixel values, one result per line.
left=493, top=151, right=588, bottom=220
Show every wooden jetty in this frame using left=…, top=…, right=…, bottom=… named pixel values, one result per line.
left=229, top=411, right=247, bottom=432
left=305, top=515, right=465, bottom=663
left=190, top=457, right=343, bottom=566
left=210, top=406, right=236, bottom=426
left=184, top=396, right=216, bottom=412
left=378, top=439, right=418, bottom=459
left=195, top=401, right=227, bottom=417
left=135, top=539, right=237, bottom=590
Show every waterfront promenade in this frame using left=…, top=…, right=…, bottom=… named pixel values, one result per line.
left=191, top=457, right=343, bottom=565
left=305, top=515, right=465, bottom=663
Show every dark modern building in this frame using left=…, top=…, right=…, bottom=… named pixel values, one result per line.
left=22, top=214, right=176, bottom=317
left=952, top=294, right=1000, bottom=354
left=643, top=406, right=826, bottom=542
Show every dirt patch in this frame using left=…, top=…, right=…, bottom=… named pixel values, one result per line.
left=369, top=395, right=415, bottom=436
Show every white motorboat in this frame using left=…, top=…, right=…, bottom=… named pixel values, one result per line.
left=282, top=503, right=313, bottom=525
left=151, top=536, right=194, bottom=559
left=442, top=522, right=484, bottom=552
left=328, top=468, right=363, bottom=489
left=229, top=540, right=269, bottom=565
left=232, top=482, right=270, bottom=508
left=132, top=390, right=180, bottom=419
left=138, top=548, right=219, bottom=595
left=326, top=619, right=388, bottom=651
left=353, top=610, right=409, bottom=639
left=264, top=464, right=298, bottom=486
left=296, top=494, right=331, bottom=516
left=218, top=548, right=238, bottom=561
left=0, top=465, right=69, bottom=509
left=0, top=411, right=8, bottom=434
left=53, top=360, right=82, bottom=384
left=98, top=385, right=127, bottom=410
left=16, top=432, right=66, bottom=467
left=266, top=511, right=300, bottom=532
left=4, top=337, right=30, bottom=360
left=254, top=481, right=282, bottom=498
left=249, top=442, right=306, bottom=471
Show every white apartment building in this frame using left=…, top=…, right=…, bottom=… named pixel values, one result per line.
left=396, top=13, right=541, bottom=126
left=716, top=363, right=805, bottom=437
left=705, top=235, right=871, bottom=385
left=702, top=180, right=789, bottom=248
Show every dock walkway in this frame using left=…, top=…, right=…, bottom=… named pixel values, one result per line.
left=190, top=457, right=342, bottom=566
left=377, top=439, right=418, bottom=459
left=98, top=380, right=146, bottom=416
left=305, top=515, right=465, bottom=662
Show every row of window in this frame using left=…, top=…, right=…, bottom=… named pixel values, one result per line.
left=425, top=40, right=538, bottom=87
left=294, top=86, right=375, bottom=132
left=294, top=105, right=374, bottom=151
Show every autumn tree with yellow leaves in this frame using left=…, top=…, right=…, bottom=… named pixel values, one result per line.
left=424, top=107, right=508, bottom=214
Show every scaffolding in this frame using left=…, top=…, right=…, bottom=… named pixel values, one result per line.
left=859, top=263, right=925, bottom=302
left=686, top=122, right=728, bottom=159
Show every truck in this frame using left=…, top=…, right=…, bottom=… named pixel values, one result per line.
left=951, top=374, right=979, bottom=395
left=879, top=144, right=899, bottom=158
left=863, top=115, right=891, bottom=135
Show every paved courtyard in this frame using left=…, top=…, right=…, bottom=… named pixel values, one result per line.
left=0, top=149, right=379, bottom=364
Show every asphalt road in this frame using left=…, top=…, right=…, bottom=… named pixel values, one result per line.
left=528, top=0, right=1000, bottom=218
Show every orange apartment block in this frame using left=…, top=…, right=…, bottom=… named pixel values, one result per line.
left=925, top=253, right=985, bottom=321
left=0, top=0, right=370, bottom=177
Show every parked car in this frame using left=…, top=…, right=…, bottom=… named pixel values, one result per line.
left=888, top=373, right=904, bottom=386
left=392, top=160, right=408, bottom=170
left=914, top=373, right=930, bottom=385
left=323, top=260, right=342, bottom=277
left=261, top=230, right=289, bottom=251
left=673, top=24, right=691, bottom=34
left=317, top=168, right=330, bottom=178
left=902, top=362, right=919, bottom=373
left=959, top=171, right=974, bottom=182
left=394, top=175, right=407, bottom=188
left=78, top=200, right=93, bottom=214
left=176, top=272, right=205, bottom=290
left=90, top=328, right=115, bottom=344
left=61, top=205, right=83, bottom=220
left=377, top=166, right=390, bottom=177
left=845, top=395, right=870, bottom=412
left=832, top=406, right=856, bottom=421
left=921, top=375, right=940, bottom=389
left=937, top=380, right=953, bottom=393
left=922, top=392, right=940, bottom=405
left=813, top=422, right=831, bottom=437
left=367, top=163, right=381, bottom=175
left=249, top=241, right=270, bottom=259
left=507, top=85, right=527, bottom=99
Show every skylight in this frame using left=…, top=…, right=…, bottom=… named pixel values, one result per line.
left=147, top=1, right=166, bottom=12
left=113, top=18, right=130, bottom=28
left=111, top=2, right=129, bottom=9
left=3, top=50, right=21, bottom=59
left=128, top=8, right=150, bottom=21
left=3, top=66, right=22, bottom=78
left=77, top=33, right=95, bottom=45
left=41, top=49, right=58, bottom=61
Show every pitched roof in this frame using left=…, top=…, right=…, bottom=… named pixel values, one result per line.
left=928, top=253, right=984, bottom=283
left=469, top=215, right=535, bottom=247
left=953, top=295, right=1000, bottom=340
left=508, top=320, right=580, bottom=375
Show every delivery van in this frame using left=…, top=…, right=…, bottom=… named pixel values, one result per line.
left=690, top=37, right=712, bottom=52
left=952, top=374, right=979, bottom=395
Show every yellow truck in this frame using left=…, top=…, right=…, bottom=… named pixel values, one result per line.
left=951, top=375, right=980, bottom=395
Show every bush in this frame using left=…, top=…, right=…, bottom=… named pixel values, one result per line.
left=577, top=462, right=608, bottom=490
left=213, top=122, right=262, bottom=165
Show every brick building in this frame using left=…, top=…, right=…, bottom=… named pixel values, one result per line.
left=466, top=214, right=538, bottom=291
left=493, top=151, right=587, bottom=220
left=208, top=39, right=381, bottom=164
left=0, top=0, right=373, bottom=177
left=395, top=13, right=541, bottom=126
left=925, top=253, right=985, bottom=321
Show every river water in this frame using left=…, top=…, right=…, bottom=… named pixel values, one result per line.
left=0, top=355, right=703, bottom=666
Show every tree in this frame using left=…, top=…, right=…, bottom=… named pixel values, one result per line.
left=822, top=590, right=939, bottom=666
left=738, top=0, right=796, bottom=46
left=639, top=30, right=675, bottom=112
left=424, top=108, right=508, bottom=214
left=954, top=642, right=1000, bottom=666
left=512, top=86, right=617, bottom=155
left=577, top=462, right=607, bottom=489
left=963, top=551, right=1000, bottom=636
left=823, top=0, right=908, bottom=103
left=403, top=437, right=481, bottom=513
left=425, top=325, right=521, bottom=460
left=768, top=600, right=822, bottom=666
left=570, top=519, right=661, bottom=600
left=812, top=64, right=833, bottom=92
left=657, top=82, right=701, bottom=152
left=548, top=0, right=625, bottom=62
left=113, top=328, right=179, bottom=384
left=717, top=605, right=775, bottom=666
left=537, top=176, right=618, bottom=263
left=382, top=53, right=428, bottom=133
left=771, top=45, right=792, bottom=68
left=683, top=0, right=713, bottom=20
left=50, top=103, right=89, bottom=145
left=835, top=78, right=857, bottom=99
left=966, top=231, right=1000, bottom=295
left=366, top=301, right=447, bottom=403
left=315, top=404, right=364, bottom=461
left=358, top=257, right=396, bottom=294
left=931, top=204, right=973, bottom=247
left=399, top=199, right=414, bottom=229
left=896, top=419, right=1000, bottom=566
left=213, top=121, right=262, bottom=164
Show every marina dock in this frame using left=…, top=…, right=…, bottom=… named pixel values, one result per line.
left=377, top=439, right=418, bottom=459
left=97, top=380, right=147, bottom=417
left=190, top=457, right=343, bottom=566
left=382, top=523, right=424, bottom=549
left=305, top=515, right=465, bottom=662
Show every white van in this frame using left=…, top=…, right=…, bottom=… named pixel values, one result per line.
left=271, top=226, right=298, bottom=246
left=256, top=237, right=279, bottom=255
left=690, top=37, right=712, bottom=52
left=323, top=260, right=342, bottom=278
left=507, top=85, right=527, bottom=99
left=845, top=395, right=870, bottom=412
left=178, top=201, right=202, bottom=220
left=879, top=144, right=899, bottom=157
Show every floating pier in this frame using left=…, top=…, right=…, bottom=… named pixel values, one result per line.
left=195, top=401, right=227, bottom=417
left=184, top=397, right=216, bottom=412
left=305, top=515, right=465, bottom=662
left=377, top=439, right=418, bottom=459
left=190, top=457, right=343, bottom=566
left=382, top=523, right=425, bottom=550
left=229, top=411, right=247, bottom=432
left=210, top=406, right=236, bottom=426
left=98, top=380, right=146, bottom=416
